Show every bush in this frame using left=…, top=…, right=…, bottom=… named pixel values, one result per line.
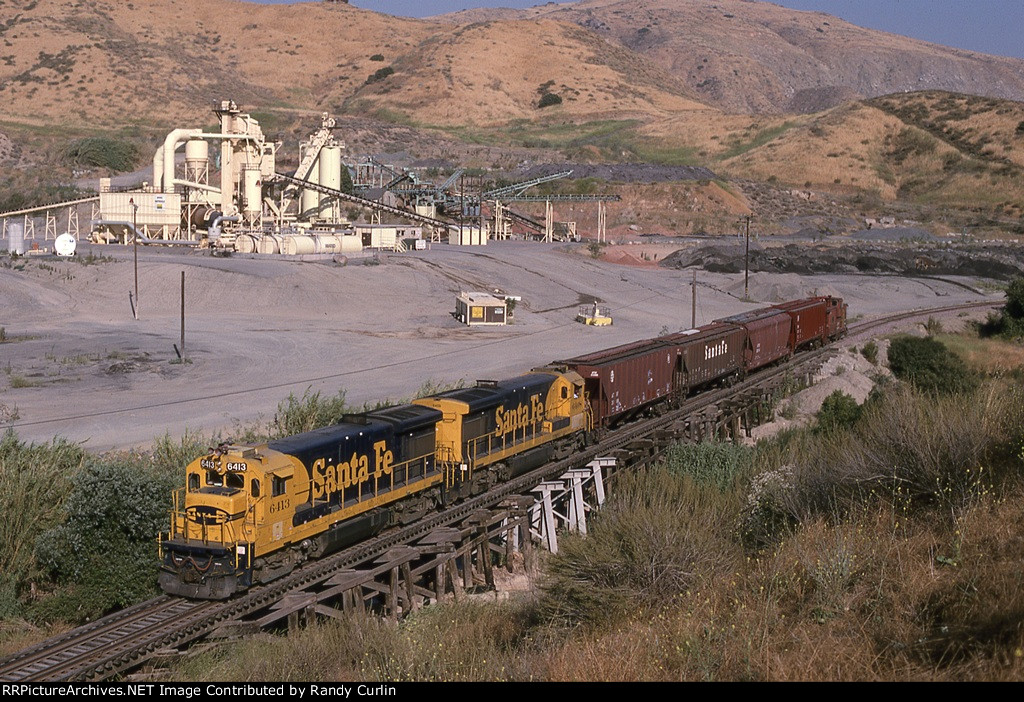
left=150, top=430, right=215, bottom=474
left=816, top=390, right=861, bottom=434
left=860, top=340, right=878, bottom=365
left=34, top=456, right=179, bottom=621
left=1005, top=277, right=1024, bottom=320
left=747, top=382, right=1024, bottom=539
left=888, top=335, right=977, bottom=394
left=269, top=388, right=350, bottom=438
left=541, top=468, right=740, bottom=626
left=537, top=93, right=563, bottom=109
left=369, top=54, right=385, bottom=62
left=0, top=431, right=87, bottom=617
left=365, top=66, right=394, bottom=85
left=978, top=277, right=1024, bottom=340
left=62, top=137, right=139, bottom=172
left=661, top=440, right=753, bottom=491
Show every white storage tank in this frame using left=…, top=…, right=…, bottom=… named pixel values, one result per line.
left=8, top=223, right=24, bottom=255
left=300, top=158, right=320, bottom=217
left=283, top=235, right=316, bottom=255
left=234, top=233, right=258, bottom=253
left=258, top=235, right=283, bottom=254
left=319, top=145, right=342, bottom=221
left=243, top=168, right=262, bottom=215
left=185, top=139, right=209, bottom=180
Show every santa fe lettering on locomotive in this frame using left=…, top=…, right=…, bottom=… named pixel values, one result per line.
left=311, top=440, right=394, bottom=499
left=494, top=394, right=545, bottom=438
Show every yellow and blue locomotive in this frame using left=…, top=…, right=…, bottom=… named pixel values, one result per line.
left=159, top=370, right=590, bottom=598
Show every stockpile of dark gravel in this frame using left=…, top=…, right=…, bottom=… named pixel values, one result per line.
left=661, top=242, right=1024, bottom=280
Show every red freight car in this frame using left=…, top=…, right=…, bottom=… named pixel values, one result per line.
left=824, top=296, right=848, bottom=340
left=560, top=338, right=675, bottom=427
left=773, top=296, right=848, bottom=351
left=772, top=297, right=828, bottom=351
left=715, top=308, right=792, bottom=371
left=662, top=323, right=746, bottom=394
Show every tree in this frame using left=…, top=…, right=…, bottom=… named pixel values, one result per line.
left=538, top=93, right=563, bottom=109
left=1005, top=277, right=1024, bottom=321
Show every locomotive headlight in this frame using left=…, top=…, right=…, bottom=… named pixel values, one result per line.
left=237, top=545, right=247, bottom=555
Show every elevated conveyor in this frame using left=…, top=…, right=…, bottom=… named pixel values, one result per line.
left=273, top=172, right=456, bottom=231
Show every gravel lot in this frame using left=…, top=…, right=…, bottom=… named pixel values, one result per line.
left=0, top=240, right=998, bottom=451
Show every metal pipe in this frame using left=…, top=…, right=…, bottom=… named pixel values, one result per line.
left=92, top=220, right=201, bottom=246
left=153, top=147, right=164, bottom=191
left=208, top=214, right=240, bottom=242
left=161, top=130, right=261, bottom=194
left=172, top=179, right=222, bottom=194
left=162, top=129, right=203, bottom=194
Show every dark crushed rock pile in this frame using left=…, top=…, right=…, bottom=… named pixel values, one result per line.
left=518, top=162, right=718, bottom=183
left=661, top=242, right=1024, bottom=280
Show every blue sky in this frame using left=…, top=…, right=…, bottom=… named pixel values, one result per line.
left=250, top=1, right=1024, bottom=60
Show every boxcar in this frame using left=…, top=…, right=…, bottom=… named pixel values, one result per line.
left=561, top=338, right=675, bottom=427
left=663, top=323, right=746, bottom=394
left=715, top=308, right=793, bottom=371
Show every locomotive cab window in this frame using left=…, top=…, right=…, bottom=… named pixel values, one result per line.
left=206, top=471, right=222, bottom=487
left=272, top=475, right=288, bottom=497
left=251, top=479, right=260, bottom=498
left=188, top=473, right=199, bottom=492
left=226, top=472, right=244, bottom=490
left=561, top=386, right=568, bottom=400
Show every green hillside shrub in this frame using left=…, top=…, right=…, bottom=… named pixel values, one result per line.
left=62, top=137, right=139, bottom=172
left=888, top=335, right=977, bottom=394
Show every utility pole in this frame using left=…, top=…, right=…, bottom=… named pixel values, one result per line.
left=742, top=215, right=751, bottom=301
left=459, top=173, right=465, bottom=244
left=478, top=175, right=485, bottom=241
left=180, top=270, right=186, bottom=362
left=130, top=198, right=139, bottom=320
left=691, top=269, right=697, bottom=329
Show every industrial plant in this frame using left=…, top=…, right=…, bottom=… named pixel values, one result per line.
left=0, top=100, right=619, bottom=259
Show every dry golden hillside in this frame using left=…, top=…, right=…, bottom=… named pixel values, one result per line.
left=443, top=0, right=1024, bottom=114
left=347, top=19, right=703, bottom=125
left=0, top=0, right=706, bottom=130
left=1, top=1, right=1022, bottom=226
left=0, top=0, right=432, bottom=126
left=712, top=92, right=1024, bottom=215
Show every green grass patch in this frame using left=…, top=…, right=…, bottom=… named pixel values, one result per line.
left=719, top=121, right=796, bottom=160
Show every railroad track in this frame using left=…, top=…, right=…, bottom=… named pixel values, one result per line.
left=0, top=298, right=1000, bottom=682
